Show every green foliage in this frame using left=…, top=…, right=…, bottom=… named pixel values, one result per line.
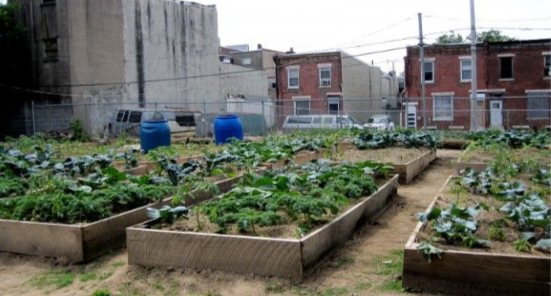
left=91, top=290, right=111, bottom=296
left=434, top=31, right=464, bottom=44
left=416, top=240, right=444, bottom=263
left=476, top=29, right=516, bottom=42
left=417, top=203, right=490, bottom=248
left=353, top=130, right=440, bottom=150
left=197, top=161, right=385, bottom=236
left=514, top=239, right=532, bottom=252
left=30, top=270, right=75, bottom=290
left=147, top=205, right=189, bottom=224
left=70, top=120, right=91, bottom=142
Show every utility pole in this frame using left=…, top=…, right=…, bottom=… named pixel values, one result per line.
left=470, top=0, right=478, bottom=131
left=418, top=13, right=427, bottom=131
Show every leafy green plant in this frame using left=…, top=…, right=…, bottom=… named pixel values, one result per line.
left=147, top=205, right=189, bottom=224
left=416, top=240, right=444, bottom=263
left=70, top=119, right=91, bottom=142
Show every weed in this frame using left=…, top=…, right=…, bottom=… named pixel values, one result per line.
left=111, top=261, right=125, bottom=268
left=152, top=283, right=165, bottom=291
left=320, top=286, right=349, bottom=296
left=91, top=289, right=111, bottom=296
left=353, top=280, right=372, bottom=291
left=99, top=271, right=114, bottom=280
left=380, top=280, right=402, bottom=292
left=488, top=226, right=505, bottom=241
left=265, top=281, right=286, bottom=293
left=30, top=270, right=76, bottom=290
left=80, top=272, right=98, bottom=282
left=333, top=256, right=355, bottom=268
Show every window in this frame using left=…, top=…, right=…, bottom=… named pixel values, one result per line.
left=424, top=60, right=434, bottom=83
left=500, top=57, right=513, bottom=79
left=294, top=100, right=310, bottom=115
left=544, top=55, right=550, bottom=77
left=460, top=58, right=472, bottom=81
left=527, top=91, right=550, bottom=119
left=328, top=97, right=340, bottom=115
left=128, top=111, right=142, bottom=123
left=287, top=116, right=312, bottom=124
left=43, top=38, right=58, bottom=61
left=242, top=57, right=251, bottom=65
left=322, top=117, right=334, bottom=125
left=319, top=66, right=331, bottom=87
left=288, top=68, right=299, bottom=89
left=312, top=117, right=321, bottom=124
left=433, top=95, right=453, bottom=121
left=268, top=78, right=276, bottom=89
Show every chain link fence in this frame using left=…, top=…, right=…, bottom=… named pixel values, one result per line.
left=13, top=95, right=551, bottom=139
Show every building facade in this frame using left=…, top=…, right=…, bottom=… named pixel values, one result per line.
left=10, top=0, right=268, bottom=137
left=274, top=51, right=392, bottom=124
left=404, top=39, right=551, bottom=130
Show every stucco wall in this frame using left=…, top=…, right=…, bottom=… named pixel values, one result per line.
left=122, top=0, right=221, bottom=111
left=220, top=63, right=268, bottom=99
left=341, top=52, right=383, bottom=122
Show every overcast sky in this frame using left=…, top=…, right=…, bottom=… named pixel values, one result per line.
left=2, top=0, right=549, bottom=73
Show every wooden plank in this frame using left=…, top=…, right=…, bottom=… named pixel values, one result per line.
left=127, top=229, right=303, bottom=280
left=394, top=150, right=436, bottom=184
left=456, top=161, right=487, bottom=173
left=442, top=139, right=470, bottom=150
left=403, top=247, right=550, bottom=296
left=402, top=176, right=551, bottom=296
left=0, top=220, right=84, bottom=262
left=301, top=175, right=399, bottom=268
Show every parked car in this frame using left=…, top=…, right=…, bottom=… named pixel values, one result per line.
left=364, top=114, right=394, bottom=131
left=282, top=115, right=363, bottom=132
left=109, top=109, right=199, bottom=136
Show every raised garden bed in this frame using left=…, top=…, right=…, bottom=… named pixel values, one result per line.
left=0, top=173, right=247, bottom=262
left=457, top=144, right=551, bottom=173
left=339, top=147, right=436, bottom=184
left=403, top=174, right=551, bottom=296
left=260, top=150, right=328, bottom=169
left=127, top=173, right=399, bottom=281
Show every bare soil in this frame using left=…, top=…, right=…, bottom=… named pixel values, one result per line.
left=0, top=150, right=461, bottom=296
left=339, top=147, right=431, bottom=164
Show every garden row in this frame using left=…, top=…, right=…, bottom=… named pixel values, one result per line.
left=403, top=134, right=551, bottom=296
left=5, top=129, right=546, bottom=284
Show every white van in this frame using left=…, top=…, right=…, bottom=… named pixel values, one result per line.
left=109, top=109, right=199, bottom=136
left=282, top=115, right=363, bottom=132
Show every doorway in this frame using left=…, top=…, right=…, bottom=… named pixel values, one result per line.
left=490, top=100, right=503, bottom=128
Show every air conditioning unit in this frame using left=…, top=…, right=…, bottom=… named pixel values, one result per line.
left=321, top=80, right=330, bottom=86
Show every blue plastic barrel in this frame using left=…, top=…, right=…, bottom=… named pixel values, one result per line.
left=140, top=120, right=171, bottom=152
left=214, top=114, right=244, bottom=145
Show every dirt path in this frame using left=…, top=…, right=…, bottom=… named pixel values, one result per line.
left=0, top=149, right=461, bottom=296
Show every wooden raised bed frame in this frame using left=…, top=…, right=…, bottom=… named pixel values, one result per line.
left=393, top=150, right=436, bottom=184
left=0, top=172, right=249, bottom=263
left=402, top=176, right=551, bottom=296
left=126, top=175, right=399, bottom=281
left=337, top=142, right=436, bottom=184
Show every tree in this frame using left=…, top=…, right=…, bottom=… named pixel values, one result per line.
left=476, top=30, right=517, bottom=42
left=434, top=31, right=464, bottom=44
left=0, top=1, right=28, bottom=85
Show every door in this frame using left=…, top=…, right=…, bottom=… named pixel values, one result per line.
left=490, top=100, right=503, bottom=128
left=328, top=97, right=340, bottom=115
left=405, top=104, right=417, bottom=129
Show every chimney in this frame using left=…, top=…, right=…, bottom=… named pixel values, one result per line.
left=257, top=44, right=262, bottom=50
left=286, top=47, right=295, bottom=54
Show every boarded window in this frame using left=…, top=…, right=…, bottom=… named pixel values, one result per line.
left=433, top=95, right=453, bottom=121
left=527, top=92, right=550, bottom=119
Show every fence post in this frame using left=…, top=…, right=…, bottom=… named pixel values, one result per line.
left=261, top=101, right=266, bottom=135
left=31, top=101, right=36, bottom=135
left=202, top=100, right=207, bottom=139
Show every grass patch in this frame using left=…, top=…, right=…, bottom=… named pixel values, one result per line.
left=91, top=289, right=112, bottom=296
left=152, top=283, right=165, bottom=291
left=98, top=271, right=114, bottom=280
left=320, top=287, right=350, bottom=296
left=80, top=272, right=98, bottom=282
left=111, top=261, right=125, bottom=268
left=370, top=249, right=404, bottom=292
left=265, top=282, right=286, bottom=293
left=30, top=270, right=76, bottom=290
left=353, top=281, right=372, bottom=292
left=118, top=282, right=146, bottom=296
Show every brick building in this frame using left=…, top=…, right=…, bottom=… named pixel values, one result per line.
left=274, top=50, right=395, bottom=124
left=404, top=39, right=551, bottom=130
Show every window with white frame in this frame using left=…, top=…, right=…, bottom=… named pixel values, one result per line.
left=433, top=95, right=453, bottom=121
left=544, top=54, right=550, bottom=77
left=288, top=67, right=299, bottom=89
left=424, top=60, right=434, bottom=83
left=527, top=91, right=550, bottom=119
left=241, top=57, right=251, bottom=65
left=319, top=65, right=331, bottom=87
left=460, top=58, right=472, bottom=81
left=294, top=100, right=310, bottom=115
left=500, top=56, right=513, bottom=79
